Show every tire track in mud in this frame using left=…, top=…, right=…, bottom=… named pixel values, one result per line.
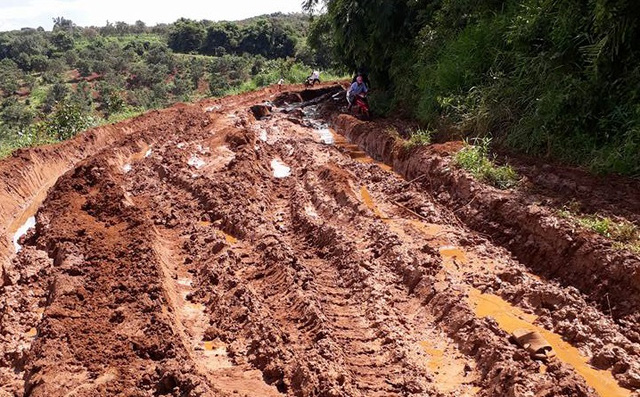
left=0, top=88, right=287, bottom=395
left=121, top=115, right=480, bottom=395
left=1, top=85, right=639, bottom=396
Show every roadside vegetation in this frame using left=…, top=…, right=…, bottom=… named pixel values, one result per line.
left=454, top=138, right=520, bottom=189
left=304, top=0, right=640, bottom=176
left=558, top=204, right=640, bottom=253
left=403, top=128, right=434, bottom=150
left=0, top=14, right=342, bottom=158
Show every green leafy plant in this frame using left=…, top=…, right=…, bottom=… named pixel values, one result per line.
left=454, top=137, right=519, bottom=189
left=404, top=128, right=434, bottom=149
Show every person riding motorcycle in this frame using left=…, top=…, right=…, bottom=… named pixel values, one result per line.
left=307, top=70, right=321, bottom=86
left=347, top=75, right=368, bottom=111
left=351, top=68, right=371, bottom=89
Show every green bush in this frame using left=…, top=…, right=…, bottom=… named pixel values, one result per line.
left=42, top=82, right=69, bottom=113
left=0, top=100, right=92, bottom=159
left=0, top=59, right=22, bottom=96
left=46, top=101, right=93, bottom=140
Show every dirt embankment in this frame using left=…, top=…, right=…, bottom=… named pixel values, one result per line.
left=1, top=83, right=639, bottom=396
left=329, top=112, right=640, bottom=331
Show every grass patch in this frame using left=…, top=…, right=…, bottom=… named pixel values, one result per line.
left=28, top=84, right=49, bottom=110
left=404, top=128, right=434, bottom=150
left=0, top=129, right=58, bottom=159
left=454, top=137, right=519, bottom=189
left=558, top=208, right=640, bottom=253
left=95, top=107, right=146, bottom=126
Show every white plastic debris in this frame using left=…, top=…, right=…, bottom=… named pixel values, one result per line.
left=259, top=129, right=268, bottom=142
left=188, top=155, right=206, bottom=169
left=317, top=128, right=335, bottom=145
left=271, top=159, right=291, bottom=178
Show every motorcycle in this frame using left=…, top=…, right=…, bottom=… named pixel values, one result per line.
left=351, top=94, right=370, bottom=120
left=305, top=76, right=320, bottom=87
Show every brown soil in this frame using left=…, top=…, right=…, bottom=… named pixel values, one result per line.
left=1, top=83, right=639, bottom=396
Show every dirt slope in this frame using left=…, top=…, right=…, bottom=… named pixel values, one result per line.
left=1, top=84, right=639, bottom=396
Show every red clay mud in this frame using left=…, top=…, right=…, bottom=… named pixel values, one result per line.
left=1, top=84, right=639, bottom=396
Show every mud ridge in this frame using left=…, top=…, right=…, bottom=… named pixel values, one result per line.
left=329, top=112, right=640, bottom=333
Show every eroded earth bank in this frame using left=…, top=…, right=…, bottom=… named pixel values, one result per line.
left=1, top=84, right=639, bottom=396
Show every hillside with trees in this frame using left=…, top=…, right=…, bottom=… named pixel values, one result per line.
left=0, top=13, right=340, bottom=157
left=304, top=0, right=640, bottom=176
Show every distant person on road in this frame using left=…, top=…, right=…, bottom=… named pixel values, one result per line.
left=347, top=75, right=368, bottom=111
left=308, top=70, right=320, bottom=85
left=278, top=78, right=285, bottom=91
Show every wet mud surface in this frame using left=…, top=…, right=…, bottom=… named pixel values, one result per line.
left=1, top=84, right=639, bottom=396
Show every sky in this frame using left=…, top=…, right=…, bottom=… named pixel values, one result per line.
left=0, top=0, right=305, bottom=31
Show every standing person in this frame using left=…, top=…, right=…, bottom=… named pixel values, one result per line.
left=278, top=77, right=285, bottom=91
left=347, top=75, right=368, bottom=111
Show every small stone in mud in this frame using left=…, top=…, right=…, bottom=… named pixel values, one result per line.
left=464, top=362, right=473, bottom=374
left=403, top=379, right=427, bottom=393
left=250, top=105, right=271, bottom=120
left=512, top=350, right=528, bottom=361
left=204, top=327, right=220, bottom=341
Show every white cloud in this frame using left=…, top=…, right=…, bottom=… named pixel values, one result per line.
left=0, top=0, right=304, bottom=31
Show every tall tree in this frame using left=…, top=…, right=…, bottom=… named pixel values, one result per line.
left=52, top=17, right=75, bottom=32
left=168, top=18, right=206, bottom=53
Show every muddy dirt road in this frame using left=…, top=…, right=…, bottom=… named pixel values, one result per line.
left=1, top=84, right=639, bottom=396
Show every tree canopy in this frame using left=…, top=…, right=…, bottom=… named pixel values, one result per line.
left=307, top=0, right=640, bottom=175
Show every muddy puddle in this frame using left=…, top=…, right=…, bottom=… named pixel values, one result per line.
left=120, top=143, right=153, bottom=174
left=418, top=338, right=479, bottom=395
left=470, top=289, right=631, bottom=396
left=360, top=185, right=385, bottom=219
left=316, top=128, right=334, bottom=144
left=406, top=220, right=445, bottom=238
left=433, top=241, right=633, bottom=396
left=304, top=106, right=392, bottom=171
left=131, top=143, right=152, bottom=161
left=199, top=221, right=238, bottom=244
left=331, top=130, right=393, bottom=171
left=25, top=327, right=37, bottom=338
left=202, top=340, right=233, bottom=370
left=188, top=155, right=206, bottom=169
left=439, top=246, right=468, bottom=269
left=7, top=176, right=57, bottom=253
left=12, top=216, right=36, bottom=252
left=218, top=230, right=238, bottom=245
